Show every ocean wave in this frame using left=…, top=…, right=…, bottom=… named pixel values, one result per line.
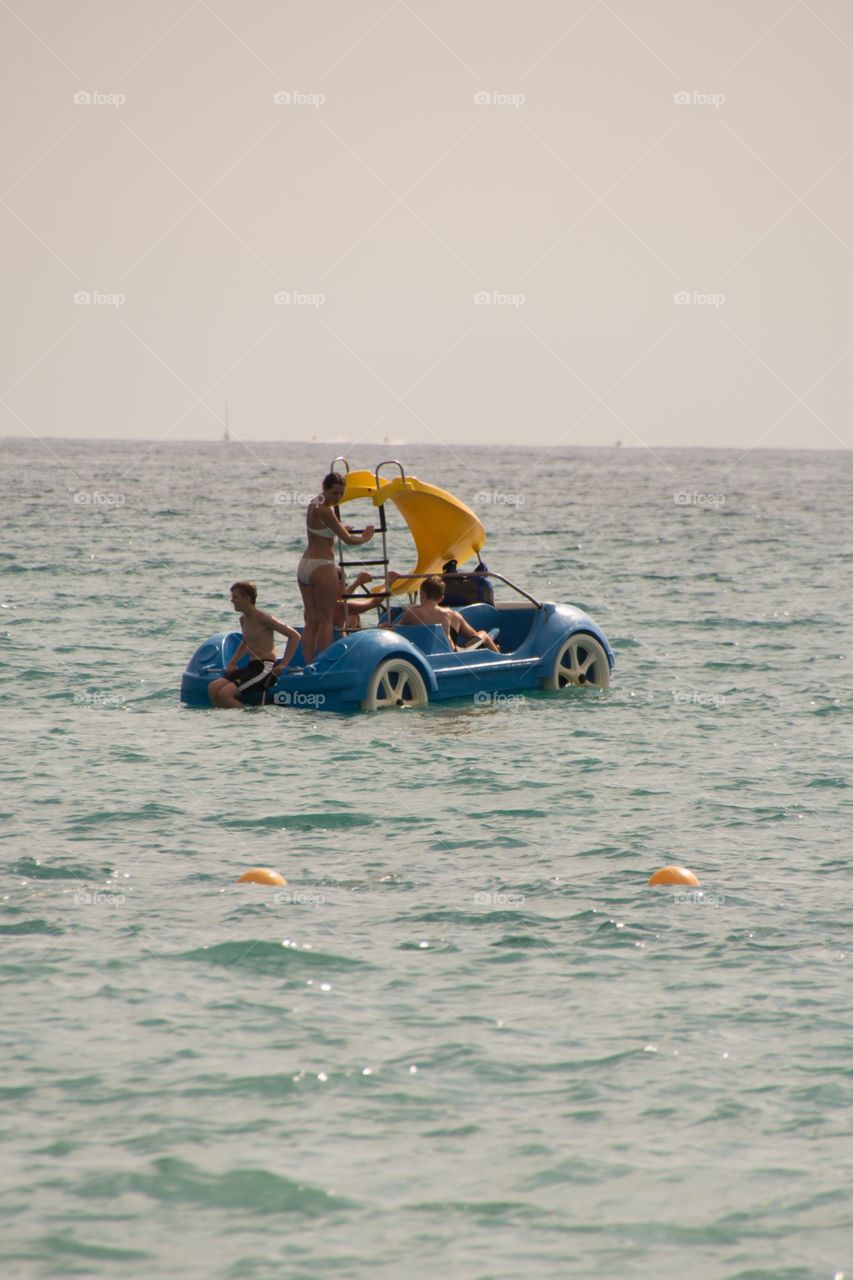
left=74, top=1156, right=354, bottom=1215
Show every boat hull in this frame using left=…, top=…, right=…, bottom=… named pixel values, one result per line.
left=181, top=602, right=614, bottom=713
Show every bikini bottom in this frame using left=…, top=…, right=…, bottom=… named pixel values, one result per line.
left=297, top=556, right=336, bottom=586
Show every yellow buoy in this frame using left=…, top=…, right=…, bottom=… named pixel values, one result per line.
left=648, top=865, right=700, bottom=887
left=237, top=868, right=287, bottom=887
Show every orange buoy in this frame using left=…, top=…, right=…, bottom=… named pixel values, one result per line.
left=237, top=868, right=287, bottom=887
left=648, top=865, right=700, bottom=887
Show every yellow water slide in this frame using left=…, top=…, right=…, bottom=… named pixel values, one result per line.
left=341, top=470, right=486, bottom=597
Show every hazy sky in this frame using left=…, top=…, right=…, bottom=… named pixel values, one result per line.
left=2, top=0, right=852, bottom=450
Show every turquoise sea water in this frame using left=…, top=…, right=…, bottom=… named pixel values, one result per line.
left=1, top=439, right=851, bottom=1280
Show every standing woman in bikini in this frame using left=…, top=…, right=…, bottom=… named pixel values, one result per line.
left=297, top=471, right=375, bottom=663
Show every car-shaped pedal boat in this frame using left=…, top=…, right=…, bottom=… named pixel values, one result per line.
left=180, top=460, right=614, bottom=713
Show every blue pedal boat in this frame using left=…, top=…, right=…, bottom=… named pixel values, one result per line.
left=180, top=461, right=614, bottom=713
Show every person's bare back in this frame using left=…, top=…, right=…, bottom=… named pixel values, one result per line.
left=396, top=598, right=455, bottom=644
left=393, top=578, right=500, bottom=652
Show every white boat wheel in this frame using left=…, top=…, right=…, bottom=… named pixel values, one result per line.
left=362, top=658, right=429, bottom=710
left=544, top=633, right=610, bottom=691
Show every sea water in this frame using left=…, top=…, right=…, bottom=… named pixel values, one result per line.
left=1, top=439, right=850, bottom=1280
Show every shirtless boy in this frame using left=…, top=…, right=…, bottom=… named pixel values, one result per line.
left=389, top=576, right=500, bottom=651
left=208, top=581, right=301, bottom=709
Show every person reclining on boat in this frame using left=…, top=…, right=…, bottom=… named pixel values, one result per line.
left=334, top=569, right=384, bottom=632
left=383, top=576, right=500, bottom=652
left=208, top=581, right=300, bottom=710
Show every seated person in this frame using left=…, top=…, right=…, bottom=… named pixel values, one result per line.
left=383, top=576, right=499, bottom=652
left=208, top=581, right=300, bottom=710
left=334, top=569, right=383, bottom=631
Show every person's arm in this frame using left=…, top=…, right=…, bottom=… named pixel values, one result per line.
left=343, top=571, right=373, bottom=597
left=450, top=610, right=479, bottom=642
left=269, top=622, right=301, bottom=674
left=225, top=640, right=247, bottom=674
left=317, top=507, right=375, bottom=545
left=344, top=598, right=381, bottom=617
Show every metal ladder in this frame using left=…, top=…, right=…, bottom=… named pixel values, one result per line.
left=329, top=457, right=405, bottom=628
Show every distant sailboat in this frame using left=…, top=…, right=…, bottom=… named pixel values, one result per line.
left=223, top=400, right=231, bottom=443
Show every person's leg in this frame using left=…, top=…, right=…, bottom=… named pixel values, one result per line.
left=217, top=680, right=245, bottom=709
left=478, top=630, right=500, bottom=653
left=299, top=580, right=317, bottom=663
left=209, top=677, right=244, bottom=709
left=208, top=677, right=228, bottom=707
left=312, top=564, right=340, bottom=658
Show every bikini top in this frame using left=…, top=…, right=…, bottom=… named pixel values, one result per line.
left=307, top=505, right=336, bottom=538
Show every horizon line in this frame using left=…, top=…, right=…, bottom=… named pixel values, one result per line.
left=1, top=435, right=850, bottom=454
